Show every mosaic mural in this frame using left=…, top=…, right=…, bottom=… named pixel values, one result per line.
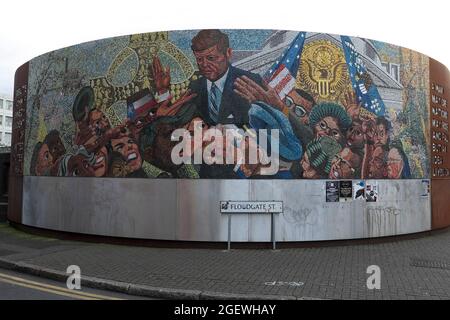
left=23, top=30, right=430, bottom=179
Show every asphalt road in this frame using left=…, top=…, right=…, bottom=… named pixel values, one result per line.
left=0, top=268, right=151, bottom=300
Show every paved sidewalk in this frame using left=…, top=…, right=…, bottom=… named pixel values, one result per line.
left=0, top=222, right=449, bottom=300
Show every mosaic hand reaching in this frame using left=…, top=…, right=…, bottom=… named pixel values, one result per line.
left=151, top=56, right=171, bottom=94
left=341, top=90, right=360, bottom=120
left=234, top=76, right=285, bottom=111
left=156, top=89, right=197, bottom=117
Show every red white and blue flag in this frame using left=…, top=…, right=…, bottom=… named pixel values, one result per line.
left=268, top=65, right=296, bottom=100
left=264, top=32, right=306, bottom=99
left=127, top=89, right=158, bottom=120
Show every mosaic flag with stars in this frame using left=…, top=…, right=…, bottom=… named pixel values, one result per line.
left=341, top=35, right=386, bottom=117
left=263, top=32, right=306, bottom=82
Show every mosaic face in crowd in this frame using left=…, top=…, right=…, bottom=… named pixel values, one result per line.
left=329, top=147, right=361, bottom=179
left=368, top=146, right=388, bottom=179
left=346, top=120, right=365, bottom=149
left=386, top=147, right=404, bottom=179
left=88, top=109, right=111, bottom=138
left=67, top=153, right=95, bottom=177
left=284, top=89, right=315, bottom=125
left=308, top=102, right=352, bottom=145
left=374, top=117, right=390, bottom=148
left=93, top=146, right=109, bottom=177
left=30, top=130, right=66, bottom=176
left=191, top=29, right=232, bottom=82
left=45, top=130, right=66, bottom=161
left=361, top=116, right=376, bottom=145
left=110, top=135, right=142, bottom=173
left=32, top=142, right=53, bottom=176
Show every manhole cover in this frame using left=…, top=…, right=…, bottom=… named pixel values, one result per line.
left=410, top=258, right=450, bottom=270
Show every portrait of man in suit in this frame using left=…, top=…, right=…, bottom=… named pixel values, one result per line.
left=189, top=29, right=264, bottom=127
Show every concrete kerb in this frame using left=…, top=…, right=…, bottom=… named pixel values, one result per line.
left=0, top=258, right=311, bottom=300
left=127, top=284, right=201, bottom=300
left=199, top=291, right=298, bottom=300
left=82, top=276, right=131, bottom=294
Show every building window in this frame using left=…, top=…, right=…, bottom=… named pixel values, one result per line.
left=381, top=62, right=400, bottom=83
left=0, top=99, right=3, bottom=109
left=5, top=116, right=12, bottom=127
left=381, top=62, right=389, bottom=74
left=5, top=100, right=13, bottom=111
left=365, top=43, right=377, bottom=61
left=390, top=64, right=400, bottom=82
left=0, top=116, right=2, bottom=126
left=4, top=133, right=11, bottom=146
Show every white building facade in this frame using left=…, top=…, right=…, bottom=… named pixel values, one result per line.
left=0, top=94, right=13, bottom=147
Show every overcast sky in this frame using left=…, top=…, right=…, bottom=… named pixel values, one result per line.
left=1, top=0, right=449, bottom=97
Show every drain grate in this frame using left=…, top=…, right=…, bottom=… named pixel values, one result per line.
left=410, top=258, right=450, bottom=270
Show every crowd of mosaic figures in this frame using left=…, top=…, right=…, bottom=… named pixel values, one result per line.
left=30, top=30, right=411, bottom=179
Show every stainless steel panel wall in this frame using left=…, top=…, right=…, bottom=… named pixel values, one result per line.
left=22, top=177, right=431, bottom=242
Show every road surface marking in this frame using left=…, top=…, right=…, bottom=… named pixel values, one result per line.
left=0, top=272, right=123, bottom=300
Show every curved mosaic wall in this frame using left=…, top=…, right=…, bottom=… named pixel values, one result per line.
left=8, top=30, right=450, bottom=242
left=20, top=30, right=432, bottom=180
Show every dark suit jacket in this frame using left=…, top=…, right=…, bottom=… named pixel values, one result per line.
left=189, top=65, right=263, bottom=127
left=189, top=65, right=263, bottom=179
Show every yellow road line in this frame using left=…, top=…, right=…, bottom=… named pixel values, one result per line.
left=0, top=277, right=99, bottom=300
left=0, top=272, right=123, bottom=300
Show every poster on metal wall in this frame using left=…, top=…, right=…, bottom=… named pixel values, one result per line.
left=365, top=182, right=378, bottom=202
left=339, top=181, right=352, bottom=202
left=353, top=180, right=365, bottom=200
left=326, top=181, right=339, bottom=202
left=421, top=179, right=430, bottom=197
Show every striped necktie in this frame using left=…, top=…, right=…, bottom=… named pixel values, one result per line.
left=209, top=82, right=221, bottom=123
